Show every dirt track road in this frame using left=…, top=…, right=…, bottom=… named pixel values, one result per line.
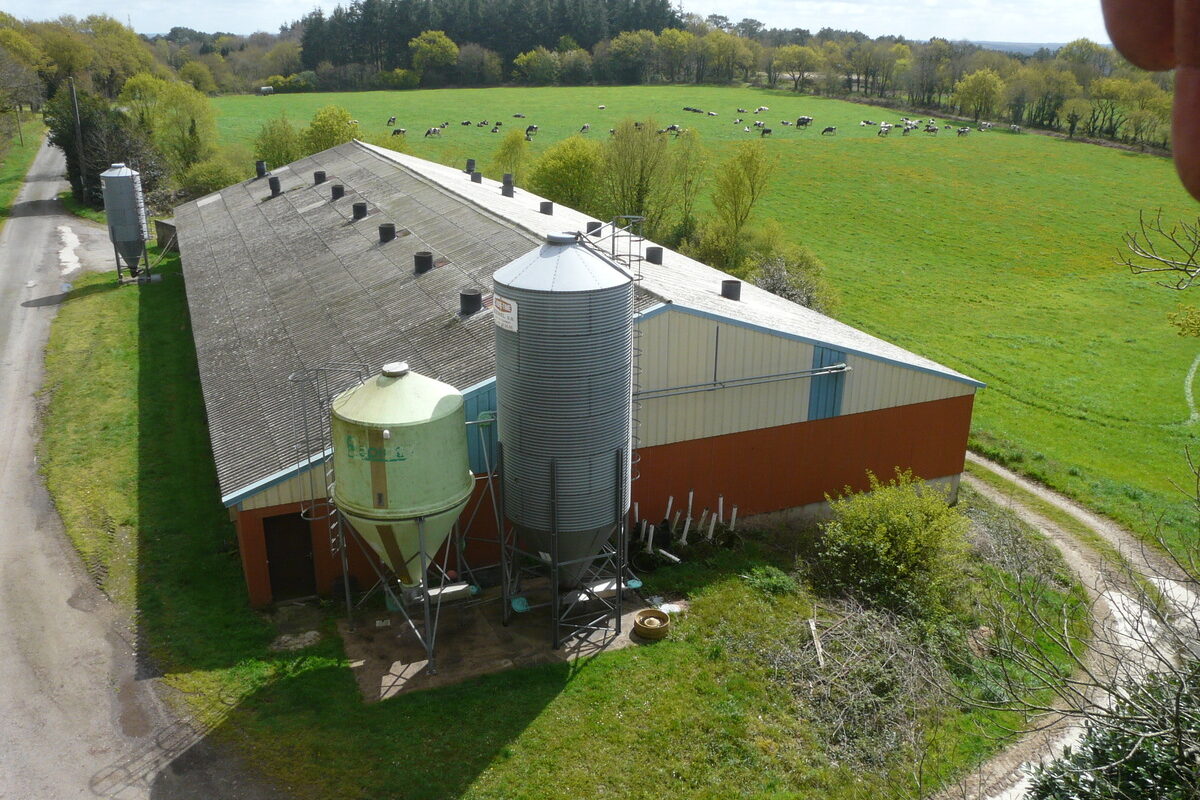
left=0, top=141, right=282, bottom=799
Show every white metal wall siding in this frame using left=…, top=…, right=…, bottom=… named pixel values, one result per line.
left=637, top=310, right=815, bottom=448
left=840, top=354, right=973, bottom=416
left=239, top=467, right=323, bottom=511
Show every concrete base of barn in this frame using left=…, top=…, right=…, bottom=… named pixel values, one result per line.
left=338, top=585, right=649, bottom=701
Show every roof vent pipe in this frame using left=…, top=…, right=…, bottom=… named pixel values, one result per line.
left=646, top=246, right=663, bottom=265
left=331, top=184, right=345, bottom=200
left=471, top=171, right=482, bottom=184
left=502, top=173, right=513, bottom=185
left=465, top=158, right=476, bottom=174
left=721, top=279, right=742, bottom=301
left=314, top=170, right=326, bottom=184
left=379, top=223, right=396, bottom=243
left=255, top=160, right=267, bottom=178
left=352, top=201, right=367, bottom=220
left=586, top=221, right=602, bottom=236
left=268, top=176, right=281, bottom=197
left=459, top=288, right=482, bottom=315
left=501, top=173, right=514, bottom=198
left=414, top=251, right=433, bottom=274
left=540, top=201, right=553, bottom=215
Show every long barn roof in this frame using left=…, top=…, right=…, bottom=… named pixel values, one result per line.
left=175, top=140, right=980, bottom=504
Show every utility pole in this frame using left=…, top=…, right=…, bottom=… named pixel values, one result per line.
left=68, top=76, right=85, bottom=194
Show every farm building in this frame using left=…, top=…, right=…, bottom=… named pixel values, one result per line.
left=173, top=140, right=983, bottom=607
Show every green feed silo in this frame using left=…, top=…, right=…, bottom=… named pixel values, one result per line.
left=330, top=362, right=473, bottom=586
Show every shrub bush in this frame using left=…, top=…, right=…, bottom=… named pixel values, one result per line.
left=814, top=470, right=968, bottom=621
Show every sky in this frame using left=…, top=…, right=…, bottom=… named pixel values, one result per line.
left=6, top=0, right=1110, bottom=44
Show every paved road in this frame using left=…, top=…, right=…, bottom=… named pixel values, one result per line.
left=0, top=141, right=283, bottom=799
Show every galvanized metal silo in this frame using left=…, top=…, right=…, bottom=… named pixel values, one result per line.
left=99, top=163, right=148, bottom=270
left=330, top=362, right=474, bottom=586
left=493, top=232, right=634, bottom=588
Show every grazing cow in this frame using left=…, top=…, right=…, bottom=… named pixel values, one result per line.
left=707, top=111, right=718, bottom=116
left=349, top=119, right=358, bottom=125
left=756, top=105, right=769, bottom=112
left=634, top=121, right=644, bottom=129
left=733, top=118, right=742, bottom=124
left=924, top=124, right=938, bottom=134
left=743, top=126, right=750, bottom=133
left=980, top=121, right=993, bottom=130
left=821, top=126, right=837, bottom=135
left=424, top=127, right=440, bottom=137
left=666, top=124, right=681, bottom=132
left=877, top=126, right=890, bottom=137
left=761, top=127, right=772, bottom=137
left=1010, top=124, right=1021, bottom=133
left=580, top=123, right=590, bottom=133
left=440, top=122, right=449, bottom=128
left=462, top=120, right=472, bottom=126
left=598, top=104, right=606, bottom=109
left=392, top=128, right=406, bottom=136
left=753, top=120, right=764, bottom=128
left=796, top=116, right=814, bottom=128
left=495, top=121, right=502, bottom=126
left=781, top=120, right=792, bottom=126
left=476, top=121, right=486, bottom=127
left=944, top=125, right=952, bottom=129
left=737, top=108, right=747, bottom=113
left=491, top=127, right=499, bottom=133
left=957, top=127, right=970, bottom=136
left=683, top=106, right=694, bottom=112
left=525, top=124, right=538, bottom=134
left=514, top=113, right=526, bottom=118
left=387, top=115, right=396, bottom=126
left=860, top=120, right=876, bottom=126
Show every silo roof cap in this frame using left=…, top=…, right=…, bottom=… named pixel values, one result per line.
left=332, top=366, right=462, bottom=426
left=494, top=235, right=629, bottom=292
left=100, top=163, right=140, bottom=178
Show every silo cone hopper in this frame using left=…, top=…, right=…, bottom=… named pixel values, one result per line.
left=330, top=362, right=474, bottom=589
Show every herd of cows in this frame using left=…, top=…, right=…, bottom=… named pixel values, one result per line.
left=373, top=103, right=1022, bottom=141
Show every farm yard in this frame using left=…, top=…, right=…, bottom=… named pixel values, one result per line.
left=217, top=84, right=1200, bottom=549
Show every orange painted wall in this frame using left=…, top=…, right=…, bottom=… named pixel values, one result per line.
left=632, top=394, right=975, bottom=521
left=236, top=480, right=504, bottom=607
left=235, top=394, right=974, bottom=605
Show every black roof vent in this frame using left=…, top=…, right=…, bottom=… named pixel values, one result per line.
left=586, top=221, right=602, bottom=236
left=465, top=158, right=476, bottom=173
left=379, top=223, right=396, bottom=243
left=255, top=160, right=267, bottom=178
left=721, top=279, right=741, bottom=301
left=331, top=184, right=345, bottom=200
left=501, top=173, right=514, bottom=198
left=459, top=288, right=482, bottom=315
left=414, top=251, right=433, bottom=274
left=268, top=176, right=281, bottom=197
left=471, top=171, right=482, bottom=184
left=314, top=170, right=326, bottom=184
left=352, top=201, right=367, bottom=220
left=646, top=246, right=663, bottom=265
left=540, top=201, right=553, bottom=215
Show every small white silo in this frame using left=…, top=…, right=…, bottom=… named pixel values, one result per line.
left=99, top=163, right=149, bottom=274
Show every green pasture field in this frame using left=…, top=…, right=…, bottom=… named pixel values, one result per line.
left=213, top=85, right=1200, bottom=548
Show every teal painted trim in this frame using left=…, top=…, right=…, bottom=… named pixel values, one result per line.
left=463, top=380, right=499, bottom=475
left=808, top=347, right=846, bottom=420
left=221, top=449, right=329, bottom=508
left=635, top=302, right=672, bottom=322
left=658, top=304, right=985, bottom=389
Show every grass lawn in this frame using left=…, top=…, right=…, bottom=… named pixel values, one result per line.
left=40, top=252, right=1083, bottom=799
left=0, top=115, right=45, bottom=225
left=58, top=189, right=107, bottom=224
left=214, top=86, right=1200, bottom=551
